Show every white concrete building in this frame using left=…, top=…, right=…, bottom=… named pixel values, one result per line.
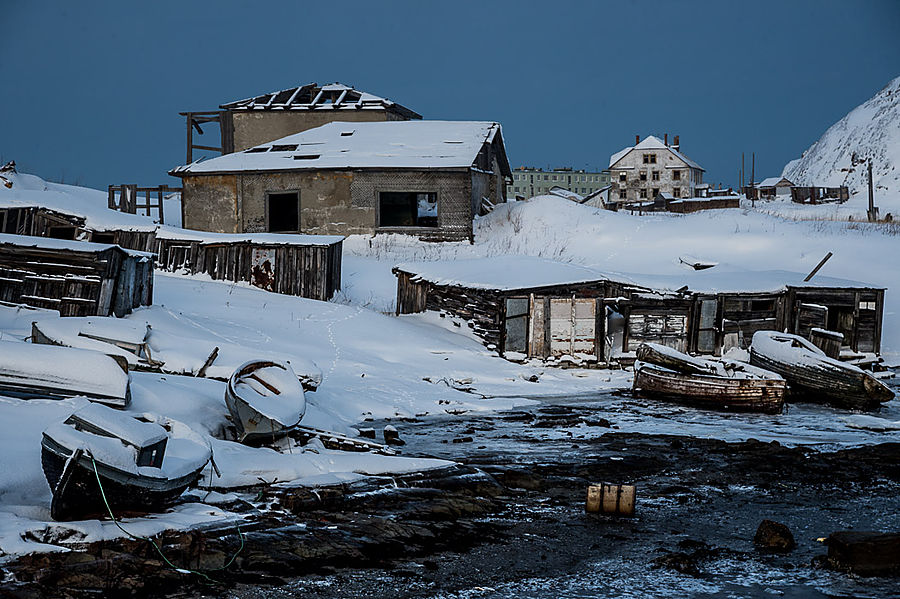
left=608, top=135, right=704, bottom=205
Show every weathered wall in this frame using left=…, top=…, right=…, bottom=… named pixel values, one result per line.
left=350, top=170, right=474, bottom=241
left=182, top=169, right=476, bottom=240
left=236, top=171, right=363, bottom=235
left=229, top=110, right=403, bottom=151
left=182, top=175, right=240, bottom=233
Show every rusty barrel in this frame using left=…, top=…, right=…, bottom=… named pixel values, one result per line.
left=586, top=483, right=636, bottom=517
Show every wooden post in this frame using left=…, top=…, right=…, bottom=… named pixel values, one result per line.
left=804, top=251, right=833, bottom=282
left=157, top=187, right=165, bottom=224
left=186, top=112, right=193, bottom=164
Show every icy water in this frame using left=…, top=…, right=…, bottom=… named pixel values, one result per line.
left=235, top=374, right=900, bottom=599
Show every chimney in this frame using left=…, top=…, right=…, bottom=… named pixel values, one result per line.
left=635, top=134, right=640, bottom=145
left=664, top=133, right=668, bottom=146
left=673, top=135, right=680, bottom=151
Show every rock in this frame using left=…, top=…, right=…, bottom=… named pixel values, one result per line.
left=583, top=417, right=611, bottom=428
left=358, top=427, right=376, bottom=439
left=452, top=436, right=473, bottom=444
left=825, top=531, right=900, bottom=575
left=383, top=425, right=405, bottom=446
left=652, top=551, right=701, bottom=576
left=754, top=520, right=796, bottom=553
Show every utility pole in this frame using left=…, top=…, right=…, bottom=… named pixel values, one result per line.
left=867, top=159, right=877, bottom=222
left=750, top=152, right=755, bottom=188
left=741, top=153, right=745, bottom=190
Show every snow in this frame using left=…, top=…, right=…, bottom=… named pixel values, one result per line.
left=171, top=121, right=501, bottom=174
left=0, top=232, right=152, bottom=258
left=757, top=176, right=791, bottom=188
left=394, top=256, right=628, bottom=291
left=0, top=172, right=160, bottom=232
left=67, top=403, right=167, bottom=448
left=781, top=75, right=900, bottom=215
left=0, top=341, right=129, bottom=400
left=230, top=361, right=306, bottom=426
left=0, top=170, right=898, bottom=559
left=154, top=226, right=343, bottom=246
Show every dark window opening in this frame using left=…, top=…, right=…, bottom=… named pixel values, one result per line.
left=640, top=172, right=647, bottom=182
left=618, top=189, right=627, bottom=199
left=751, top=299, right=776, bottom=312
left=48, top=226, right=76, bottom=240
left=267, top=192, right=300, bottom=232
left=91, top=232, right=115, bottom=244
left=652, top=171, right=660, bottom=181
left=652, top=188, right=660, bottom=197
left=673, top=187, right=681, bottom=198
left=673, top=170, right=682, bottom=180
left=379, top=192, right=438, bottom=227
left=619, top=172, right=627, bottom=182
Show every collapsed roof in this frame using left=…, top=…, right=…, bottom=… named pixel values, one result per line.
left=220, top=82, right=422, bottom=120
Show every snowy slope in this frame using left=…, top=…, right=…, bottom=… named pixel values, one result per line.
left=782, top=76, right=900, bottom=213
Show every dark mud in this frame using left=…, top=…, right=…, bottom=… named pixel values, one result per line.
left=2, top=391, right=900, bottom=598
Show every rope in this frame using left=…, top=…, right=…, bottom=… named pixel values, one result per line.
left=88, top=453, right=244, bottom=581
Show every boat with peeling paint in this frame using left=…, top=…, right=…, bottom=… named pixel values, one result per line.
left=41, top=404, right=211, bottom=521
left=633, top=342, right=786, bottom=414
left=225, top=360, right=306, bottom=444
left=749, top=331, right=893, bottom=411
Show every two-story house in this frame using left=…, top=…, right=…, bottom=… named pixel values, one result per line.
left=608, top=135, right=704, bottom=204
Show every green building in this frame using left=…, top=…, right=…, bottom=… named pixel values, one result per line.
left=507, top=167, right=610, bottom=199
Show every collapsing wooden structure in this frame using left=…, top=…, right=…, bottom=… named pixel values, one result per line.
left=394, top=259, right=886, bottom=365
left=790, top=186, right=849, bottom=204
left=0, top=205, right=343, bottom=301
left=0, top=234, right=153, bottom=316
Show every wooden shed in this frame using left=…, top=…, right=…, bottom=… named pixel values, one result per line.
left=0, top=234, right=153, bottom=317
left=393, top=257, right=639, bottom=365
left=150, top=229, right=343, bottom=300
left=629, top=270, right=886, bottom=357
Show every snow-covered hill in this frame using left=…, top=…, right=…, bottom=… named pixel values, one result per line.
left=782, top=76, right=900, bottom=213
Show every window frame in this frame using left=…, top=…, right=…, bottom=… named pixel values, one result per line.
left=265, top=190, right=301, bottom=233
left=376, top=190, right=440, bottom=230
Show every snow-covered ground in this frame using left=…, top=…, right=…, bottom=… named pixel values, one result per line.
left=0, top=171, right=898, bottom=561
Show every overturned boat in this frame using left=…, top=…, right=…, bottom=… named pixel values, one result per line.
left=749, top=331, right=894, bottom=411
left=225, top=360, right=306, bottom=444
left=0, top=340, right=131, bottom=408
left=633, top=342, right=786, bottom=414
left=41, top=403, right=211, bottom=521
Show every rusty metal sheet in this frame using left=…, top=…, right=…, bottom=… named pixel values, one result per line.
left=251, top=248, right=276, bottom=291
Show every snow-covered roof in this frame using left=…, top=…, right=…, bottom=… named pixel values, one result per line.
left=393, top=256, right=632, bottom=291
left=220, top=82, right=421, bottom=119
left=0, top=172, right=159, bottom=232
left=627, top=268, right=882, bottom=295
left=155, top=226, right=343, bottom=246
left=608, top=135, right=705, bottom=171
left=757, top=176, right=793, bottom=188
left=0, top=232, right=153, bottom=258
left=172, top=121, right=504, bottom=175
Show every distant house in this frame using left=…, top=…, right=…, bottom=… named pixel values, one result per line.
left=171, top=120, right=512, bottom=242
left=181, top=82, right=422, bottom=163
left=756, top=176, right=794, bottom=199
left=508, top=166, right=610, bottom=200
left=608, top=135, right=705, bottom=206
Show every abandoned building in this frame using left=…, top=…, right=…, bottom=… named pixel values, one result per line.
left=393, top=256, right=636, bottom=364
left=394, top=258, right=886, bottom=365
left=181, top=82, right=422, bottom=163
left=790, top=186, right=850, bottom=204
left=754, top=176, right=795, bottom=199
left=608, top=135, right=705, bottom=206
left=0, top=234, right=153, bottom=317
left=171, top=120, right=512, bottom=242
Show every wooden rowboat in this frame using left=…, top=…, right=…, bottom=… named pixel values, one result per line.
left=225, top=360, right=306, bottom=444
left=633, top=343, right=786, bottom=414
left=41, top=404, right=211, bottom=521
left=749, top=331, right=894, bottom=411
left=0, top=340, right=131, bottom=408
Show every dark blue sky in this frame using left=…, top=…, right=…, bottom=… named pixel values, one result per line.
left=3, top=0, right=898, bottom=190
